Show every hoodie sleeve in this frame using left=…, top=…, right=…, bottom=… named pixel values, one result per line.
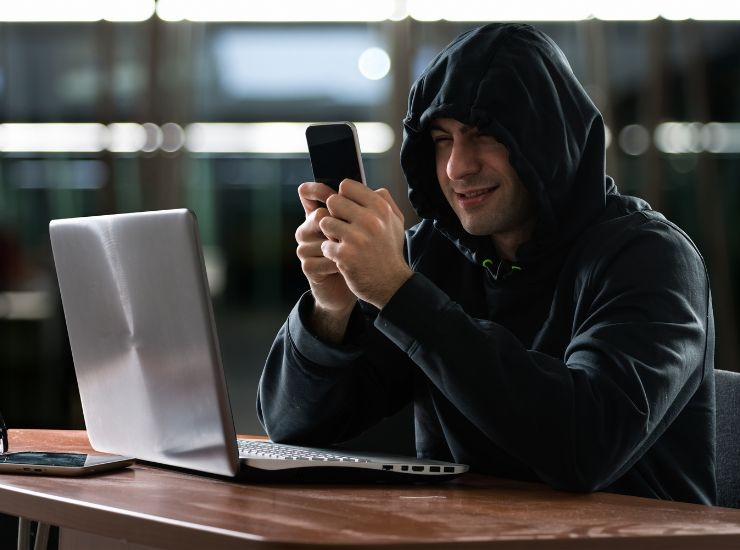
left=257, top=291, right=413, bottom=445
left=374, top=217, right=712, bottom=492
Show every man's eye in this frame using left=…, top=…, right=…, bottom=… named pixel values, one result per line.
left=432, top=135, right=451, bottom=144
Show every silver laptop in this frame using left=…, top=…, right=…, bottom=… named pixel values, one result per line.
left=49, top=209, right=468, bottom=482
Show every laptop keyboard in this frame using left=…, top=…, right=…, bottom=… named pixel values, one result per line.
left=237, top=439, right=371, bottom=463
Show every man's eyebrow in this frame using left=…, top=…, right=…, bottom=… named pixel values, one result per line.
left=428, top=123, right=476, bottom=134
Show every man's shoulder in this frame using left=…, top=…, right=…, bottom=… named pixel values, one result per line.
left=591, top=195, right=693, bottom=245
left=573, top=196, right=705, bottom=272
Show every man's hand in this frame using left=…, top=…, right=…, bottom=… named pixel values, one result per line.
left=319, top=179, right=413, bottom=310
left=296, top=181, right=357, bottom=342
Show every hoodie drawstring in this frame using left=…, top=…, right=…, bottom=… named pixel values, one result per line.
left=482, top=258, right=522, bottom=281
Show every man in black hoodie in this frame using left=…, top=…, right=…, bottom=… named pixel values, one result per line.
left=257, top=23, right=716, bottom=505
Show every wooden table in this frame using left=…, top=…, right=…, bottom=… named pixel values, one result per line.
left=1, top=430, right=740, bottom=549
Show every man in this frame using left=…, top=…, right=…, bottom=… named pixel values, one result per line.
left=257, top=23, right=716, bottom=504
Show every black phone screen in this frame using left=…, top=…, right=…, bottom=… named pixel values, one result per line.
left=306, top=123, right=364, bottom=190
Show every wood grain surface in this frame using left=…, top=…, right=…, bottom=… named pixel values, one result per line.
left=1, top=429, right=739, bottom=549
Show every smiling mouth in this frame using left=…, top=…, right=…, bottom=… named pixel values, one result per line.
left=456, top=187, right=496, bottom=199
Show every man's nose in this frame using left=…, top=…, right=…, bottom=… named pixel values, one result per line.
left=446, top=141, right=481, bottom=181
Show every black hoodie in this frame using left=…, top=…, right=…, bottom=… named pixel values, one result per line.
left=257, top=23, right=716, bottom=504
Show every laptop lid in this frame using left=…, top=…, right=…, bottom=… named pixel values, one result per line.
left=50, top=209, right=241, bottom=477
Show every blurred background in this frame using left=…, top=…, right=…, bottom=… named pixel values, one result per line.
left=0, top=0, right=739, bottom=458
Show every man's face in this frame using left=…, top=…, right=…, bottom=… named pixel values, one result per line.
left=430, top=118, right=537, bottom=248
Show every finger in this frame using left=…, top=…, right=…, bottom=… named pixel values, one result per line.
left=301, top=256, right=341, bottom=278
left=298, top=181, right=336, bottom=215
left=338, top=180, right=401, bottom=222
left=318, top=215, right=349, bottom=242
left=296, top=240, right=327, bottom=261
left=375, top=188, right=405, bottom=222
left=324, top=192, right=364, bottom=223
left=295, top=208, right=329, bottom=241
left=320, top=239, right=340, bottom=264
left=337, top=178, right=375, bottom=206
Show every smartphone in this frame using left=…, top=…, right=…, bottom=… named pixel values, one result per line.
left=0, top=452, right=134, bottom=476
left=305, top=122, right=366, bottom=191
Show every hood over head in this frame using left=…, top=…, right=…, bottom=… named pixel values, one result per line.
left=401, top=23, right=617, bottom=264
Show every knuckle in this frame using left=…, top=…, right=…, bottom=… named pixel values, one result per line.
left=365, top=216, right=384, bottom=235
